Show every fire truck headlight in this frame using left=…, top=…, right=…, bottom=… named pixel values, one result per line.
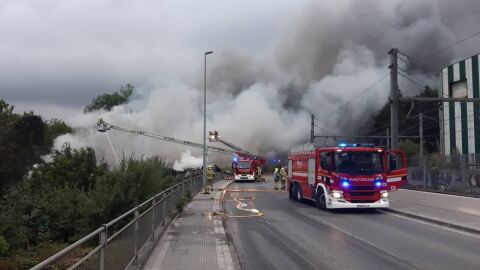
left=381, top=191, right=388, bottom=198
left=332, top=191, right=342, bottom=199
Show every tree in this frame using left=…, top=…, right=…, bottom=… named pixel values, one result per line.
left=0, top=111, right=47, bottom=191
left=0, top=100, right=72, bottom=193
left=0, top=235, right=9, bottom=256
left=368, top=86, right=440, bottom=154
left=29, top=143, right=108, bottom=190
left=84, top=83, right=135, bottom=113
left=45, top=119, right=72, bottom=148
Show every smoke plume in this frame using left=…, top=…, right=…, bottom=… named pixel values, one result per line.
left=55, top=0, right=477, bottom=168
left=173, top=150, right=203, bottom=171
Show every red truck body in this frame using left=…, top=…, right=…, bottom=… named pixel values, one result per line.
left=233, top=154, right=265, bottom=181
left=287, top=144, right=407, bottom=209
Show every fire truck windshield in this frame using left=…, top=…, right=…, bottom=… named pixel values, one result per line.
left=236, top=161, right=252, bottom=169
left=334, top=151, right=384, bottom=175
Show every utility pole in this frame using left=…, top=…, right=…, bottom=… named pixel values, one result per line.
left=389, top=48, right=399, bottom=150
left=419, top=113, right=424, bottom=167
left=203, top=51, right=213, bottom=190
left=386, top=128, right=390, bottom=150
left=311, top=114, right=315, bottom=144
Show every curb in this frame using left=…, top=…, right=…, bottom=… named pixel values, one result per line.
left=402, top=187, right=480, bottom=199
left=212, top=180, right=236, bottom=270
left=219, top=180, right=242, bottom=270
left=382, top=208, right=480, bottom=236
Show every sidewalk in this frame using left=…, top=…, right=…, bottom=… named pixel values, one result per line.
left=143, top=180, right=235, bottom=270
left=387, top=189, right=480, bottom=234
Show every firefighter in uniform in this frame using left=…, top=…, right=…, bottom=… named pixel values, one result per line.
left=257, top=166, right=263, bottom=181
left=206, top=165, right=215, bottom=192
left=274, top=167, right=280, bottom=189
left=280, top=167, right=287, bottom=190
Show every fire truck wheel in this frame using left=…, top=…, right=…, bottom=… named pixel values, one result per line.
left=315, top=188, right=327, bottom=210
left=296, top=184, right=304, bottom=202
left=289, top=183, right=296, bottom=200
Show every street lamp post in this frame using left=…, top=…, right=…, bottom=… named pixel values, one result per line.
left=203, top=51, right=213, bottom=190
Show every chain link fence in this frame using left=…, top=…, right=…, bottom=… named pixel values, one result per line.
left=30, top=171, right=220, bottom=270
left=406, top=154, right=480, bottom=196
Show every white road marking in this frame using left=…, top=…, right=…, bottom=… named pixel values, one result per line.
left=399, top=189, right=480, bottom=200
left=379, top=210, right=480, bottom=239
left=313, top=217, right=425, bottom=270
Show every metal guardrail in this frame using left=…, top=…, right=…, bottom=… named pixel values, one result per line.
left=31, top=175, right=205, bottom=270
left=406, top=154, right=480, bottom=197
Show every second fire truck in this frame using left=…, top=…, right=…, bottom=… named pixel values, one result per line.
left=287, top=143, right=407, bottom=209
left=208, top=130, right=265, bottom=182
left=232, top=154, right=266, bottom=181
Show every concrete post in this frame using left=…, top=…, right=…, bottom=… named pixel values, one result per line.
left=162, top=194, right=166, bottom=225
left=151, top=197, right=156, bottom=241
left=419, top=113, right=424, bottom=168
left=389, top=48, right=399, bottom=150
left=386, top=128, right=390, bottom=150
left=423, top=156, right=427, bottom=190
left=133, top=207, right=139, bottom=265
left=461, top=155, right=466, bottom=194
left=99, top=225, right=107, bottom=270
left=311, top=114, right=315, bottom=144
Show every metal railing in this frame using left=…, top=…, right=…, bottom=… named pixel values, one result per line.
left=406, top=154, right=480, bottom=196
left=31, top=175, right=205, bottom=270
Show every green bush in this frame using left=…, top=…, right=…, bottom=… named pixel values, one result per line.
left=0, top=235, right=9, bottom=256
left=176, top=197, right=187, bottom=213
left=0, top=145, right=175, bottom=255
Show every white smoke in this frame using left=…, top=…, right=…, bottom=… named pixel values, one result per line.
left=54, top=0, right=472, bottom=169
left=54, top=82, right=310, bottom=167
left=173, top=150, right=203, bottom=171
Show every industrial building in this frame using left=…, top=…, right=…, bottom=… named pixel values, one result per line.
left=440, top=54, right=480, bottom=155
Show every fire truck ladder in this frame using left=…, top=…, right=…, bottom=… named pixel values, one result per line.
left=208, top=131, right=258, bottom=157
left=96, top=118, right=237, bottom=155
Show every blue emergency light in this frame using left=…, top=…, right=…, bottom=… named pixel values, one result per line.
left=233, top=157, right=238, bottom=162
left=374, top=180, right=382, bottom=187
left=339, top=143, right=375, bottom=148
left=341, top=180, right=350, bottom=188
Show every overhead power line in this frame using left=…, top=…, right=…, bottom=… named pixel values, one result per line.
left=422, top=30, right=480, bottom=60
left=313, top=115, right=339, bottom=130
left=312, top=74, right=388, bottom=128
left=398, top=30, right=480, bottom=66
left=323, top=73, right=389, bottom=120
left=398, top=72, right=427, bottom=89
left=364, top=107, right=441, bottom=136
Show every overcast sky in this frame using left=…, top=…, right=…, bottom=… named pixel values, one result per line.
left=1, top=0, right=479, bottom=119
left=0, top=0, right=309, bottom=117
left=2, top=0, right=480, bottom=165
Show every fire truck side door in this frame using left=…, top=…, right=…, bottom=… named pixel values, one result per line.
left=319, top=151, right=333, bottom=186
left=386, top=150, right=407, bottom=191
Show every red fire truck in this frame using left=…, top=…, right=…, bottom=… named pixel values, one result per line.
left=233, top=154, right=266, bottom=181
left=287, top=143, right=407, bottom=209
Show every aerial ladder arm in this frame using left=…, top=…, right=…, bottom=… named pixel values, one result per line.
left=208, top=130, right=265, bottom=163
left=96, top=118, right=237, bottom=155
left=217, top=138, right=246, bottom=153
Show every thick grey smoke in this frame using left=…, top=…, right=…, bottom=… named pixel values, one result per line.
left=55, top=0, right=478, bottom=168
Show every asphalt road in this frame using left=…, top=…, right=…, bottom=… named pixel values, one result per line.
left=222, top=178, right=480, bottom=270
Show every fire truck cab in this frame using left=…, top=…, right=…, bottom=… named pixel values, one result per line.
left=287, top=143, right=407, bottom=209
left=233, top=155, right=265, bottom=181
